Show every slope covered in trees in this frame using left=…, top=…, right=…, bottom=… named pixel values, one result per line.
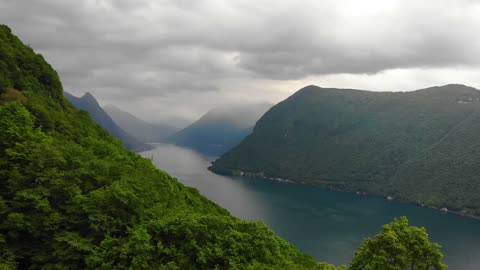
left=64, top=91, right=146, bottom=151
left=210, top=85, right=480, bottom=216
left=349, top=217, right=445, bottom=270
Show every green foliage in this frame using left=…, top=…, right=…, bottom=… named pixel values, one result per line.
left=0, top=88, right=27, bottom=105
left=0, top=25, right=63, bottom=102
left=349, top=217, right=446, bottom=270
left=211, top=85, right=480, bottom=216
left=86, top=215, right=319, bottom=270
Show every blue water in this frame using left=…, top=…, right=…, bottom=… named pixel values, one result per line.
left=140, top=143, right=480, bottom=269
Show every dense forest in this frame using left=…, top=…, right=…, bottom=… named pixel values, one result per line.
left=210, top=85, right=480, bottom=217
left=0, top=25, right=445, bottom=269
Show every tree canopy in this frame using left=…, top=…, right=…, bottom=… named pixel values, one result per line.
left=350, top=217, right=446, bottom=270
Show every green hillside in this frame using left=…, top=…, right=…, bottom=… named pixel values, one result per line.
left=0, top=25, right=321, bottom=269
left=210, top=85, right=480, bottom=216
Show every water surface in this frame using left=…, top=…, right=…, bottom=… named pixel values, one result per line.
left=140, top=143, right=480, bottom=269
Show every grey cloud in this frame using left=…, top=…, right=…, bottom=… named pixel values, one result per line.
left=233, top=1, right=480, bottom=78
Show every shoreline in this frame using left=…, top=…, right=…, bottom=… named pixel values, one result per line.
left=212, top=168, right=480, bottom=221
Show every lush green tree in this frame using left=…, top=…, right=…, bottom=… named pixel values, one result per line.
left=349, top=217, right=446, bottom=270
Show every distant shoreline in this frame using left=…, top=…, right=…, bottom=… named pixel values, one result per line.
left=211, top=168, right=480, bottom=221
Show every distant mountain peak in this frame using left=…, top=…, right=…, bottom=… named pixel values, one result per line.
left=104, top=105, right=178, bottom=143
left=441, top=83, right=472, bottom=88
left=301, top=84, right=321, bottom=90
left=80, top=91, right=100, bottom=105
left=427, top=83, right=478, bottom=91
left=64, top=91, right=145, bottom=151
left=196, top=103, right=272, bottom=129
left=167, top=102, right=272, bottom=156
left=82, top=91, right=94, bottom=98
left=414, top=84, right=480, bottom=98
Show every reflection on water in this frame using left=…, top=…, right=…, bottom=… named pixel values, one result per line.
left=141, top=143, right=480, bottom=269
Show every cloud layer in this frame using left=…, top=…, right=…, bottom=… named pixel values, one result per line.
left=1, top=0, right=480, bottom=124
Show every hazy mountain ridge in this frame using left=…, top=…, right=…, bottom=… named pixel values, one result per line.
left=167, top=103, right=271, bottom=156
left=104, top=105, right=178, bottom=143
left=210, top=84, right=480, bottom=216
left=64, top=92, right=147, bottom=151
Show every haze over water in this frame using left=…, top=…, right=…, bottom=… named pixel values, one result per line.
left=141, top=143, right=480, bottom=270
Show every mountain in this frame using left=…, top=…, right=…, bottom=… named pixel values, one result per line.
left=210, top=84, right=480, bottom=216
left=0, top=24, right=325, bottom=269
left=63, top=91, right=146, bottom=151
left=167, top=103, right=271, bottom=157
left=104, top=105, right=178, bottom=143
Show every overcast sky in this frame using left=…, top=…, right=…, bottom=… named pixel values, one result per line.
left=1, top=0, right=480, bottom=126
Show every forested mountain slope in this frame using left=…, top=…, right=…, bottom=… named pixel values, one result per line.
left=210, top=85, right=480, bottom=216
left=64, top=91, right=145, bottom=151
left=0, top=24, right=320, bottom=269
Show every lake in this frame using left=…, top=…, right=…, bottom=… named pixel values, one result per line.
left=140, top=143, right=480, bottom=269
